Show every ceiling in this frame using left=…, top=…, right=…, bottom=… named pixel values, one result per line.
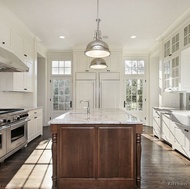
left=2, top=0, right=190, bottom=52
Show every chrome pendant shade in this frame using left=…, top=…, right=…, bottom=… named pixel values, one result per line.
left=90, top=58, right=108, bottom=69
left=85, top=0, right=111, bottom=59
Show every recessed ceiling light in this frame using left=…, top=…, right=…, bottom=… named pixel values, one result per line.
left=131, top=36, right=136, bottom=39
left=59, top=35, right=65, bottom=39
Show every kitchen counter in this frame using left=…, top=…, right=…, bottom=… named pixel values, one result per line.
left=50, top=108, right=143, bottom=189
left=50, top=108, right=143, bottom=125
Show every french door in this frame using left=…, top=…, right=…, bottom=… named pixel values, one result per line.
left=124, top=78, right=146, bottom=124
left=50, top=77, right=72, bottom=119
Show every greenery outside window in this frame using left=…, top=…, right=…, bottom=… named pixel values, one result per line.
left=125, top=79, right=143, bottom=111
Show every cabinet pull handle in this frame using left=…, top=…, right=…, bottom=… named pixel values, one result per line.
left=184, top=129, right=189, bottom=132
left=24, top=88, right=27, bottom=90
left=70, top=101, right=72, bottom=108
left=34, top=117, right=37, bottom=119
left=124, top=101, right=126, bottom=108
left=2, top=41, right=5, bottom=44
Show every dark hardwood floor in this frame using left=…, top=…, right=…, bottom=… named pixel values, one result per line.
left=0, top=126, right=190, bottom=189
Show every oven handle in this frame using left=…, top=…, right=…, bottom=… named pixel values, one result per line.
left=8, top=119, right=29, bottom=130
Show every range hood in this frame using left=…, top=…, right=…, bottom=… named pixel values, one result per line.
left=0, top=47, right=29, bottom=72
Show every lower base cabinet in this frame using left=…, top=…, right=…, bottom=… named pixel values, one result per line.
left=27, top=108, right=43, bottom=143
left=173, top=123, right=190, bottom=158
left=51, top=124, right=143, bottom=189
left=152, top=108, right=190, bottom=159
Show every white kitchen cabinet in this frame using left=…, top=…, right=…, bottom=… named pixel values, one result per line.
left=75, top=72, right=120, bottom=109
left=153, top=108, right=161, bottom=139
left=163, top=52, right=190, bottom=92
left=161, top=112, right=174, bottom=144
left=99, top=72, right=120, bottom=108
left=163, top=33, right=179, bottom=59
left=173, top=123, right=190, bottom=158
left=12, top=30, right=34, bottom=62
left=27, top=108, right=43, bottom=143
left=0, top=61, right=33, bottom=92
left=0, top=20, right=12, bottom=51
left=183, top=23, right=190, bottom=47
left=163, top=55, right=179, bottom=91
left=75, top=72, right=96, bottom=109
left=13, top=29, right=24, bottom=59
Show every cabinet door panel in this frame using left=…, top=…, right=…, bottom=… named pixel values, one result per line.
left=98, top=127, right=134, bottom=178
left=75, top=80, right=95, bottom=109
left=100, top=80, right=120, bottom=108
left=59, top=127, right=95, bottom=178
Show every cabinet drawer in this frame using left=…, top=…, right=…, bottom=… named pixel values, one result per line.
left=28, top=109, right=42, bottom=117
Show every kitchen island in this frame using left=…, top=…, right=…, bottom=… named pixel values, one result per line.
left=50, top=109, right=143, bottom=189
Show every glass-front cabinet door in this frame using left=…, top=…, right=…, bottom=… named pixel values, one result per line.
left=184, top=24, right=190, bottom=47
left=163, top=60, right=171, bottom=90
left=163, top=55, right=179, bottom=91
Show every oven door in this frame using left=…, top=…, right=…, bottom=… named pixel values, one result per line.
left=0, top=127, right=7, bottom=159
left=7, top=120, right=27, bottom=153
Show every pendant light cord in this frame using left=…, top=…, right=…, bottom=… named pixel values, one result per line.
left=97, top=0, right=99, bottom=20
left=96, top=0, right=101, bottom=39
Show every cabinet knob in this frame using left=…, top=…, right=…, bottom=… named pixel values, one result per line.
left=2, top=41, right=5, bottom=44
left=24, top=88, right=27, bottom=90
left=24, top=54, right=27, bottom=57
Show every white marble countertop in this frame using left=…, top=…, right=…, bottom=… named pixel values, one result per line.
left=49, top=108, right=143, bottom=125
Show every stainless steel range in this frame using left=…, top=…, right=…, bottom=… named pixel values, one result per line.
left=0, top=108, right=29, bottom=162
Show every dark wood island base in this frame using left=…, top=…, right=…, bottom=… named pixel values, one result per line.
left=50, top=109, right=143, bottom=189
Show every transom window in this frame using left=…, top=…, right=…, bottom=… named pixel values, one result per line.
left=125, top=60, right=145, bottom=74
left=52, top=60, right=71, bottom=75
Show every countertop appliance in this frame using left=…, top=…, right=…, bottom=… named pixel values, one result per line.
left=0, top=108, right=29, bottom=162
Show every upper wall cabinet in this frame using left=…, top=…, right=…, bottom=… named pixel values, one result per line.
left=164, top=33, right=180, bottom=59
left=164, top=51, right=190, bottom=92
left=73, top=51, right=122, bottom=73
left=0, top=19, right=13, bottom=51
left=13, top=30, right=34, bottom=62
left=0, top=17, right=34, bottom=63
left=13, top=29, right=24, bottom=58
left=184, top=24, right=190, bottom=47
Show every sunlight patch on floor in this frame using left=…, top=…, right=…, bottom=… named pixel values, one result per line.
left=6, top=140, right=52, bottom=189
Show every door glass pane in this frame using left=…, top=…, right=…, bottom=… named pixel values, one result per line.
left=52, top=79, right=71, bottom=111
left=125, top=79, right=143, bottom=111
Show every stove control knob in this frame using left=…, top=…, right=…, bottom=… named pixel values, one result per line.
left=0, top=119, right=6, bottom=123
left=7, top=119, right=11, bottom=123
left=15, top=116, right=20, bottom=120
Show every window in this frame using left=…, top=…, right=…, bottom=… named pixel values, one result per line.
left=52, top=79, right=71, bottom=111
left=52, top=60, right=71, bottom=75
left=125, top=60, right=144, bottom=74
left=125, top=79, right=143, bottom=111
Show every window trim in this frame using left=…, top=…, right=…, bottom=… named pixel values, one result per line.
left=124, top=59, right=145, bottom=75
left=51, top=60, right=72, bottom=76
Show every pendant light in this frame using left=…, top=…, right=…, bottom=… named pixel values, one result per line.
left=85, top=0, right=111, bottom=58
left=90, top=58, right=108, bottom=69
